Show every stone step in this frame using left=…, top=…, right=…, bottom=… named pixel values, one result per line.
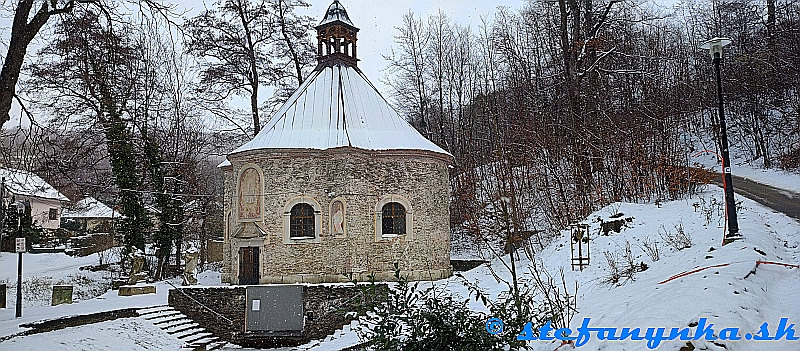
left=182, top=332, right=213, bottom=343
left=205, top=341, right=227, bottom=351
left=145, top=311, right=182, bottom=320
left=186, top=336, right=219, bottom=347
left=160, top=319, right=195, bottom=330
left=136, top=305, right=173, bottom=316
left=174, top=328, right=207, bottom=339
left=166, top=323, right=200, bottom=334
left=152, top=315, right=188, bottom=325
left=138, top=306, right=225, bottom=350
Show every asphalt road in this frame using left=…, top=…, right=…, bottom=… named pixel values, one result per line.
left=711, top=174, right=800, bottom=220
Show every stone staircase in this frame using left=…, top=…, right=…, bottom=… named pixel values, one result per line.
left=138, top=305, right=227, bottom=350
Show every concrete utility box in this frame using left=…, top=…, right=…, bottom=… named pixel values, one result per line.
left=245, top=285, right=303, bottom=335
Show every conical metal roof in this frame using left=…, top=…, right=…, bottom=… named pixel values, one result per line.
left=229, top=63, right=450, bottom=157
left=319, top=0, right=354, bottom=27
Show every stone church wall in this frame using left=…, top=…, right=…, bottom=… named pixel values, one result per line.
left=221, top=147, right=451, bottom=284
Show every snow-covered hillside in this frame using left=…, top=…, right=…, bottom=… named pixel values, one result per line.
left=449, top=186, right=800, bottom=351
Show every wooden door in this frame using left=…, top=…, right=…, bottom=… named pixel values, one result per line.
left=238, top=247, right=260, bottom=285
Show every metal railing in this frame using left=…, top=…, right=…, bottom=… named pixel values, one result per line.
left=164, top=279, right=234, bottom=325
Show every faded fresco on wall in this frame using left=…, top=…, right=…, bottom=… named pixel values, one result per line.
left=331, top=200, right=345, bottom=236
left=238, top=167, right=262, bottom=220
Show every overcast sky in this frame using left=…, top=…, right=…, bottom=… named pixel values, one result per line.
left=182, top=0, right=528, bottom=117
left=2, top=0, right=679, bottom=129
left=288, top=0, right=526, bottom=92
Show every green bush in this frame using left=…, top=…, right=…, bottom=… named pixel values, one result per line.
left=356, top=265, right=504, bottom=351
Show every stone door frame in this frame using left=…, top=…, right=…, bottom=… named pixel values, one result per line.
left=238, top=246, right=260, bottom=285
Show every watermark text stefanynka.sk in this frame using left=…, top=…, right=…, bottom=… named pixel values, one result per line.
left=484, top=317, right=799, bottom=349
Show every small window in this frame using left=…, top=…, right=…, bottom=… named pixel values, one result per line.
left=49, top=208, right=58, bottom=220
left=290, top=203, right=315, bottom=239
left=381, top=202, right=406, bottom=236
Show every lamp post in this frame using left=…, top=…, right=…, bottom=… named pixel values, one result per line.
left=1, top=177, right=5, bottom=254
left=15, top=201, right=24, bottom=318
left=700, top=37, right=740, bottom=243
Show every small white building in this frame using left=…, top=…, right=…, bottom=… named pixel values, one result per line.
left=1, top=167, right=69, bottom=230
left=61, top=196, right=122, bottom=233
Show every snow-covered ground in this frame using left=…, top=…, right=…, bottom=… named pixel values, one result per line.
left=1, top=185, right=798, bottom=350
left=1, top=317, right=180, bottom=350
left=0, top=252, right=111, bottom=308
left=0, top=254, right=225, bottom=350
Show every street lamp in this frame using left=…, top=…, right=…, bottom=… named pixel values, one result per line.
left=700, top=37, right=740, bottom=244
left=14, top=201, right=24, bottom=318
left=1, top=177, right=5, bottom=254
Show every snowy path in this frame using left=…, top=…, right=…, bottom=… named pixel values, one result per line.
left=0, top=317, right=181, bottom=350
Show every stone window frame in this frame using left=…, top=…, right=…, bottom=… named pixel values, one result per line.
left=283, top=195, right=322, bottom=244
left=329, top=197, right=347, bottom=238
left=374, top=194, right=413, bottom=242
left=236, top=163, right=265, bottom=222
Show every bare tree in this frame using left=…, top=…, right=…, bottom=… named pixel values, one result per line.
left=27, top=7, right=153, bottom=253
left=184, top=0, right=314, bottom=137
left=0, top=0, right=79, bottom=127
left=266, top=0, right=316, bottom=103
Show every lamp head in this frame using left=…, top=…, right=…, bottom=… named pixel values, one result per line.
left=15, top=201, right=24, bottom=214
left=700, top=37, right=732, bottom=58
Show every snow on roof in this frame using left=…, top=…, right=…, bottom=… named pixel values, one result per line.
left=318, top=0, right=354, bottom=27
left=145, top=204, right=161, bottom=214
left=0, top=167, right=69, bottom=201
left=217, top=159, right=231, bottom=168
left=62, top=197, right=123, bottom=219
left=230, top=63, right=451, bottom=157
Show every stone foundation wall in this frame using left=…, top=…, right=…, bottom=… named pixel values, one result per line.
left=168, top=284, right=387, bottom=347
left=221, top=148, right=451, bottom=284
left=168, top=287, right=246, bottom=340
left=66, top=233, right=120, bottom=257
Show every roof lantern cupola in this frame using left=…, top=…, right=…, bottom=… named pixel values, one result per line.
left=316, top=0, right=359, bottom=67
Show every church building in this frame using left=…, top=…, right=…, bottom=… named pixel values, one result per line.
left=220, top=1, right=452, bottom=284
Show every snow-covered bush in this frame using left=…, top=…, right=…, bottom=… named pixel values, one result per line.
left=638, top=235, right=660, bottom=262
left=460, top=261, right=578, bottom=349
left=602, top=241, right=648, bottom=286
left=660, top=222, right=692, bottom=251
left=4, top=273, right=110, bottom=307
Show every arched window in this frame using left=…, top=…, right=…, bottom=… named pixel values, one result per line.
left=290, top=203, right=315, bottom=239
left=283, top=196, right=322, bottom=243
left=375, top=195, right=413, bottom=241
left=381, top=202, right=406, bottom=236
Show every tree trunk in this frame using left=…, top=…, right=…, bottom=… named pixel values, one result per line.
left=237, top=1, right=261, bottom=136
left=0, top=0, right=66, bottom=126
left=277, top=0, right=305, bottom=86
